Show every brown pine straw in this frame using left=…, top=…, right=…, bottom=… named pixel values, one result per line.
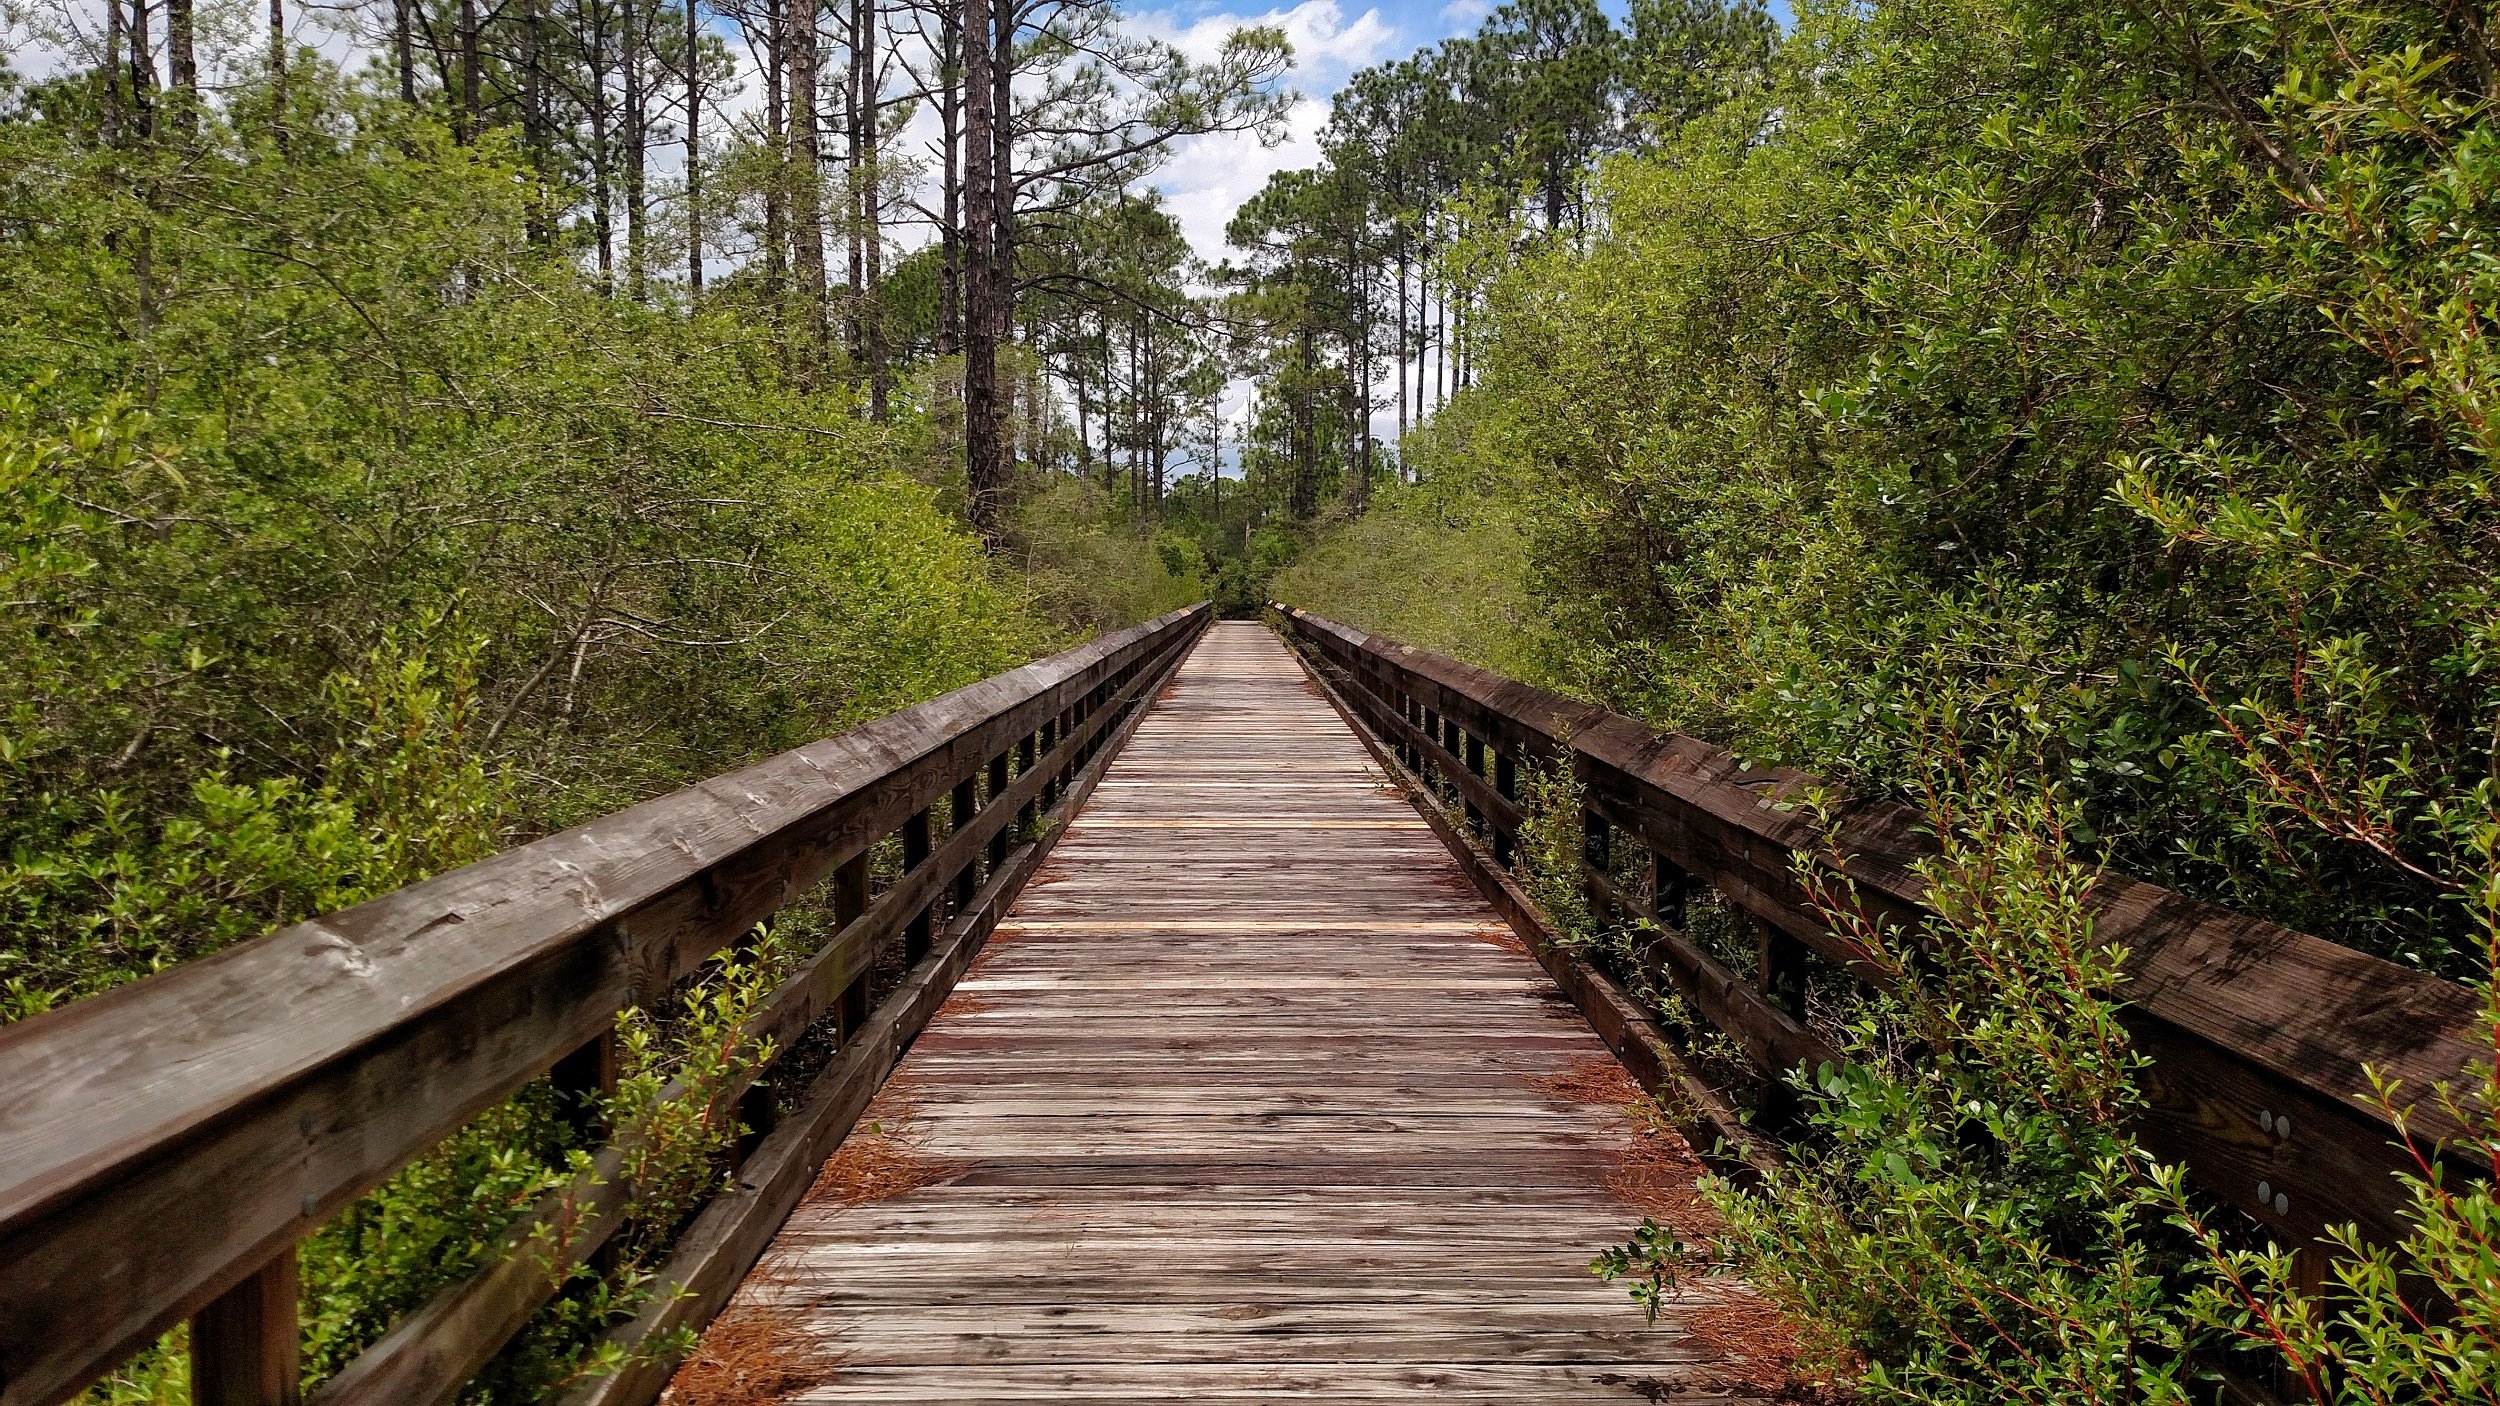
left=662, top=1104, right=967, bottom=1404
left=1534, top=1057, right=1846, bottom=1398
left=658, top=1303, right=837, bottom=1406
left=801, top=1097, right=970, bottom=1209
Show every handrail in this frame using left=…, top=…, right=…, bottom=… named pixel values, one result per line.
left=0, top=602, right=1213, bottom=1406
left=1273, top=602, right=2484, bottom=1255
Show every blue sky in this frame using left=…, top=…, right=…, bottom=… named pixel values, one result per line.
left=1137, top=0, right=1788, bottom=263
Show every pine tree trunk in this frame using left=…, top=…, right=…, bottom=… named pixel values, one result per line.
left=960, top=0, right=1003, bottom=539
left=789, top=0, right=828, bottom=351
left=686, top=0, right=704, bottom=296
left=128, top=0, right=155, bottom=137
left=843, top=0, right=863, bottom=368
left=762, top=0, right=786, bottom=302
left=104, top=0, right=123, bottom=145
left=460, top=0, right=480, bottom=141
left=395, top=0, right=415, bottom=101
left=593, top=0, right=615, bottom=289
left=165, top=0, right=194, bottom=107
left=269, top=0, right=286, bottom=143
left=936, top=4, right=960, bottom=358
left=626, top=0, right=650, bottom=301
left=860, top=0, right=886, bottom=420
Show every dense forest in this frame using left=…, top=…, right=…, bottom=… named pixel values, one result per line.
left=6, top=0, right=2500, bottom=1397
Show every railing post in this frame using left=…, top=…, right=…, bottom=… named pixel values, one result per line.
left=1583, top=809, right=1613, bottom=925
left=551, top=1030, right=618, bottom=1146
left=952, top=776, right=979, bottom=905
left=1040, top=718, right=1061, bottom=810
left=1493, top=752, right=1517, bottom=868
left=1015, top=732, right=1039, bottom=839
left=191, top=1247, right=300, bottom=1406
left=902, top=809, right=934, bottom=962
left=834, top=851, right=872, bottom=1038
left=1650, top=850, right=1690, bottom=930
left=987, top=752, right=1012, bottom=869
left=1756, top=919, right=1808, bottom=1018
left=1461, top=732, right=1487, bottom=834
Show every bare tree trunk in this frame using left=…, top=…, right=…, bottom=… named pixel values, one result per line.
left=128, top=0, right=155, bottom=138
left=762, top=0, right=786, bottom=301
left=686, top=0, right=704, bottom=296
left=165, top=0, right=194, bottom=109
left=395, top=0, right=415, bottom=101
left=860, top=0, right=887, bottom=420
left=960, top=0, right=1002, bottom=538
left=847, top=0, right=872, bottom=374
left=269, top=0, right=286, bottom=143
left=523, top=0, right=548, bottom=238
left=788, top=0, right=828, bottom=349
left=1395, top=237, right=1409, bottom=442
left=459, top=0, right=480, bottom=141
left=936, top=2, right=961, bottom=357
left=990, top=0, right=1012, bottom=344
left=1292, top=323, right=1316, bottom=518
left=626, top=0, right=650, bottom=300
left=104, top=0, right=125, bottom=144
left=592, top=0, right=616, bottom=289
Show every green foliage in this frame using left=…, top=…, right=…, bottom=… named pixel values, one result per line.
left=0, top=63, right=1075, bottom=1403
left=1268, top=402, right=1551, bottom=678
left=1009, top=476, right=1212, bottom=634
left=1275, top=0, right=2500, bottom=1393
left=1709, top=778, right=2202, bottom=1400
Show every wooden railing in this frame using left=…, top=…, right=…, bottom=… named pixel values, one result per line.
left=0, top=603, right=1213, bottom=1406
left=1275, top=603, right=2485, bottom=1257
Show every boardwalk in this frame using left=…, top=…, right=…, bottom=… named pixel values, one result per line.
left=693, top=623, right=1767, bottom=1403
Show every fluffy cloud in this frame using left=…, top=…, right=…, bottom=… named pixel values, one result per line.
left=1129, top=0, right=1401, bottom=262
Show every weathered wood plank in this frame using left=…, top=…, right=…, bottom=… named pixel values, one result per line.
left=677, top=623, right=1773, bottom=1404
left=1275, top=602, right=2486, bottom=1249
left=0, top=607, right=1209, bottom=1406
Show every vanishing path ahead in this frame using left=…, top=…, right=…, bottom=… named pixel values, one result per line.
left=711, top=623, right=1767, bottom=1402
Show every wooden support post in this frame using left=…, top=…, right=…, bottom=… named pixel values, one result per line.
left=733, top=1072, right=781, bottom=1171
left=1493, top=752, right=1517, bottom=868
left=952, top=777, right=978, bottom=904
left=1651, top=850, right=1690, bottom=930
left=1016, top=733, right=1039, bottom=838
left=191, top=1246, right=300, bottom=1406
left=987, top=753, right=1011, bottom=869
left=902, top=809, right=933, bottom=963
left=1755, top=918, right=1808, bottom=1018
left=550, top=1029, right=618, bottom=1146
left=833, top=851, right=871, bottom=1038
left=1583, top=810, right=1613, bottom=925
left=1040, top=719, right=1060, bottom=809
left=1462, top=732, right=1486, bottom=833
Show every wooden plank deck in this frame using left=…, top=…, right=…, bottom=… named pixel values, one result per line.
left=686, top=622, right=1772, bottom=1403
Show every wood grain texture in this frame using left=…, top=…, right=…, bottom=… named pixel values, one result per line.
left=692, top=623, right=1770, bottom=1404
left=1275, top=603, right=2486, bottom=1252
left=0, top=607, right=1208, bottom=1406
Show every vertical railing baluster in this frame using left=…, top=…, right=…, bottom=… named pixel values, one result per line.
left=952, top=776, right=979, bottom=905
left=987, top=752, right=1011, bottom=869
left=1584, top=808, right=1613, bottom=926
left=1015, top=733, right=1039, bottom=839
left=902, top=809, right=933, bottom=962
left=834, top=851, right=872, bottom=1037
left=191, top=1248, right=300, bottom=1406
left=1462, top=731, right=1486, bottom=833
left=1493, top=751, right=1517, bottom=868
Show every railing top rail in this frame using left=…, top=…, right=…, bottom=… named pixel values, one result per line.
left=0, top=602, right=1208, bottom=1402
left=1276, top=603, right=2486, bottom=1242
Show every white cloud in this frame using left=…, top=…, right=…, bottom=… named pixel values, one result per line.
left=1127, top=0, right=1398, bottom=264
left=1438, top=0, right=1491, bottom=27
